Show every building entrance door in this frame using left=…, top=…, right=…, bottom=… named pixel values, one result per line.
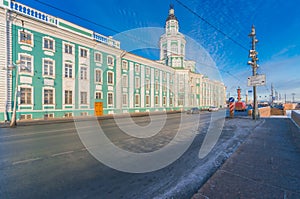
left=94, top=102, right=103, bottom=116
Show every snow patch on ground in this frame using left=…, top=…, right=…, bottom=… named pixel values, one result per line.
left=154, top=118, right=264, bottom=199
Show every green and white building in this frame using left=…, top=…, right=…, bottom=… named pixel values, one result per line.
left=0, top=1, right=226, bottom=122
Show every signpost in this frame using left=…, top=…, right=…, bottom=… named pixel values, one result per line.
left=247, top=74, right=266, bottom=87
left=229, top=97, right=235, bottom=118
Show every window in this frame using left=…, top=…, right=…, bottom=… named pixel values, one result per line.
left=179, top=82, right=184, bottom=92
left=43, top=59, right=54, bottom=76
left=95, top=92, right=102, bottom=99
left=135, top=94, right=140, bottom=106
left=146, top=79, right=150, bottom=90
left=135, top=64, right=140, bottom=73
left=155, top=70, right=159, bottom=78
left=95, top=52, right=102, bottom=63
left=155, top=96, right=159, bottom=105
left=64, top=112, right=73, bottom=117
left=20, top=87, right=32, bottom=104
left=122, top=93, right=128, bottom=106
left=107, top=56, right=114, bottom=66
left=80, top=48, right=88, bottom=58
left=43, top=38, right=54, bottom=50
left=44, top=89, right=54, bottom=104
left=178, top=94, right=184, bottom=106
left=171, top=43, right=178, bottom=54
left=170, top=97, right=173, bottom=105
left=20, top=114, right=32, bottom=120
left=95, top=69, right=102, bottom=83
left=122, top=75, right=128, bottom=87
left=80, top=67, right=88, bottom=80
left=107, top=72, right=114, bottom=84
left=155, top=80, right=159, bottom=90
left=163, top=83, right=167, bottom=92
left=64, top=90, right=72, bottom=104
left=64, top=44, right=73, bottom=54
left=146, top=67, right=150, bottom=75
left=163, top=72, right=167, bottom=80
left=80, top=112, right=88, bottom=116
left=122, top=61, right=128, bottom=70
left=146, top=95, right=150, bottom=105
left=20, top=31, right=32, bottom=45
left=20, top=54, right=32, bottom=73
left=80, top=92, right=88, bottom=104
left=44, top=113, right=54, bottom=119
left=64, top=63, right=73, bottom=78
left=108, top=92, right=113, bottom=105
left=163, top=96, right=166, bottom=105
left=135, top=77, right=140, bottom=89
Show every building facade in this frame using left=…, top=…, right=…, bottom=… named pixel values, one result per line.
left=0, top=1, right=226, bottom=122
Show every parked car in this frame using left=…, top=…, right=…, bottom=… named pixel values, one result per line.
left=208, top=106, right=219, bottom=112
left=187, top=107, right=200, bottom=114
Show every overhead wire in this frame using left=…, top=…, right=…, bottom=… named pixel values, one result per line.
left=10, top=0, right=249, bottom=85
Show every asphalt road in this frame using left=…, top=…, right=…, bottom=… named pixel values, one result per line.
left=0, top=111, right=260, bottom=199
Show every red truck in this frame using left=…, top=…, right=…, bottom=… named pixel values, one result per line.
left=235, top=101, right=247, bottom=111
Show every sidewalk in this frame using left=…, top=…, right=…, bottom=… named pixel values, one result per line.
left=192, top=118, right=300, bottom=199
left=0, top=110, right=182, bottom=128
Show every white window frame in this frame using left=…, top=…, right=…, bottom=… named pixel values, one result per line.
left=94, top=52, right=102, bottom=63
left=64, top=43, right=73, bottom=54
left=64, top=63, right=73, bottom=78
left=122, top=60, right=128, bottom=70
left=80, top=91, right=88, bottom=105
left=135, top=64, right=140, bottom=73
left=107, top=71, right=114, bottom=85
left=19, top=29, right=33, bottom=47
left=163, top=96, right=166, bottom=105
left=146, top=79, right=150, bottom=91
left=64, top=90, right=73, bottom=105
left=80, top=66, right=88, bottom=80
left=135, top=94, right=140, bottom=106
left=95, top=69, right=102, bottom=84
left=80, top=47, right=88, bottom=58
left=19, top=53, right=33, bottom=76
left=43, top=58, right=55, bottom=78
left=43, top=36, right=55, bottom=51
left=155, top=95, right=159, bottom=105
left=122, top=75, right=128, bottom=88
left=135, top=76, right=140, bottom=89
left=43, top=87, right=55, bottom=105
left=107, top=56, right=114, bottom=67
left=122, top=93, right=128, bottom=106
left=107, top=92, right=114, bottom=106
left=146, top=67, right=150, bottom=76
left=146, top=95, right=150, bottom=106
left=95, top=91, right=102, bottom=99
left=155, top=70, right=159, bottom=78
left=19, top=85, right=33, bottom=105
left=155, top=80, right=159, bottom=90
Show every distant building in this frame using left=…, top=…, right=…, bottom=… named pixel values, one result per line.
left=0, top=1, right=226, bottom=121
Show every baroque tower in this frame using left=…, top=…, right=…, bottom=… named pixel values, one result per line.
left=160, top=5, right=186, bottom=68
left=160, top=5, right=195, bottom=72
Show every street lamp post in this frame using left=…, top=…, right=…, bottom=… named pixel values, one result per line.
left=9, top=60, right=20, bottom=127
left=248, top=25, right=259, bottom=120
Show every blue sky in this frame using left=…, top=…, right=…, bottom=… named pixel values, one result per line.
left=17, top=0, right=300, bottom=102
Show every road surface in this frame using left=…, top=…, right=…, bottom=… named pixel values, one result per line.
left=0, top=111, right=260, bottom=199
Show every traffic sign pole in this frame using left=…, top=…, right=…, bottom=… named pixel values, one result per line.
left=229, top=97, right=235, bottom=118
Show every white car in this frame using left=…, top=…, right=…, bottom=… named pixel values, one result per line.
left=208, top=106, right=219, bottom=112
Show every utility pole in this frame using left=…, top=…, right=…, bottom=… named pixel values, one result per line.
left=248, top=25, right=259, bottom=120
left=292, top=93, right=295, bottom=103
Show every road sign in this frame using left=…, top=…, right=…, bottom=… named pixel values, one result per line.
left=247, top=74, right=266, bottom=86
left=229, top=97, right=235, bottom=103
